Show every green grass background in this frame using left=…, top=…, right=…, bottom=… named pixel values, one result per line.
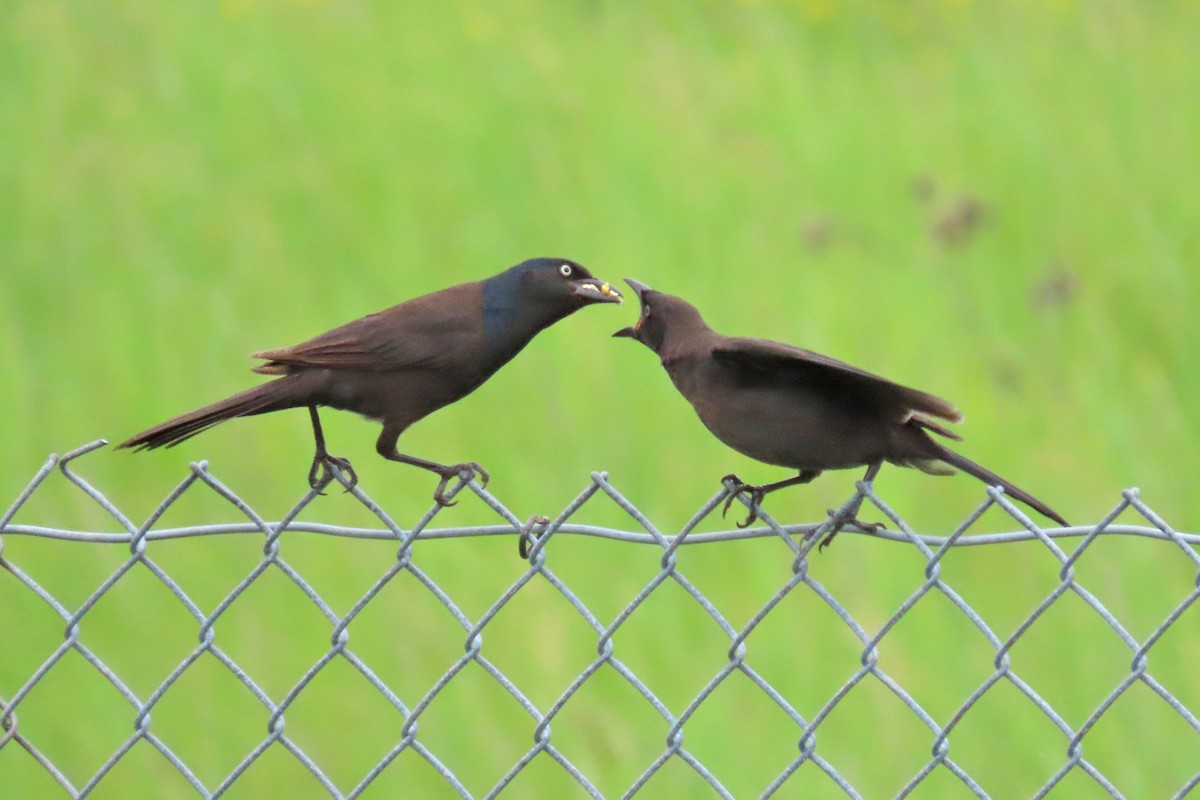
left=2, top=1, right=1198, bottom=797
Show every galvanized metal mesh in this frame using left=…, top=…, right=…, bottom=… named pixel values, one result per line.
left=2, top=440, right=1199, bottom=799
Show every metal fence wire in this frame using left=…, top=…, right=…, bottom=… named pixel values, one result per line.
left=2, top=440, right=1199, bottom=799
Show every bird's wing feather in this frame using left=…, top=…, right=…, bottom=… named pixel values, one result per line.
left=711, top=337, right=963, bottom=422
left=252, top=283, right=482, bottom=374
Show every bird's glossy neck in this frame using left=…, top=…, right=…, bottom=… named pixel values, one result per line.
left=481, top=271, right=574, bottom=353
left=649, top=302, right=716, bottom=361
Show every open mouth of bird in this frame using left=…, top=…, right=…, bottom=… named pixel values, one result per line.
left=571, top=280, right=623, bottom=303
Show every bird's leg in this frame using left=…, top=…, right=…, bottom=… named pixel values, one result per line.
left=721, top=469, right=821, bottom=529
left=819, top=461, right=885, bottom=550
left=375, top=427, right=487, bottom=507
left=307, top=406, right=358, bottom=492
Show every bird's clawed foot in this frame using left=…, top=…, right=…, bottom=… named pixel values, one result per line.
left=721, top=474, right=766, bottom=529
left=308, top=450, right=358, bottom=494
left=432, top=462, right=490, bottom=507
left=816, top=507, right=885, bottom=551
left=518, top=515, right=551, bottom=560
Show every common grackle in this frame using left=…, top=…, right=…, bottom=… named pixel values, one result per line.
left=121, top=258, right=621, bottom=504
left=614, top=279, right=1067, bottom=546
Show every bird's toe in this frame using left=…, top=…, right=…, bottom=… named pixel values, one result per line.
left=468, top=462, right=490, bottom=488
left=431, top=478, right=459, bottom=508
left=518, top=514, right=551, bottom=559
left=431, top=462, right=488, bottom=507
left=311, top=452, right=356, bottom=494
left=721, top=494, right=737, bottom=519
left=818, top=508, right=886, bottom=550
left=720, top=474, right=761, bottom=521
left=338, top=459, right=359, bottom=492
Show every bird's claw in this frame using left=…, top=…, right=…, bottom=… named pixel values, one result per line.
left=466, top=462, right=490, bottom=489
left=817, top=508, right=885, bottom=551
left=518, top=515, right=551, bottom=560
left=432, top=462, right=489, bottom=507
left=721, top=474, right=766, bottom=529
left=308, top=451, right=358, bottom=494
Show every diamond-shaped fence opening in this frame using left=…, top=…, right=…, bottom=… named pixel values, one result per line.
left=2, top=441, right=1199, bottom=799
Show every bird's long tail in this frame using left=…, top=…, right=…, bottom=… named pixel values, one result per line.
left=118, top=378, right=305, bottom=451
left=926, top=441, right=1069, bottom=527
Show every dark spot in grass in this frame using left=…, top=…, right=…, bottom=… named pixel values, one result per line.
left=932, top=194, right=988, bottom=247
left=1031, top=265, right=1080, bottom=310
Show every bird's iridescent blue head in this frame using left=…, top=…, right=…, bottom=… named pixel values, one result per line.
left=482, top=257, right=622, bottom=339
left=505, top=258, right=622, bottom=305
left=485, top=258, right=621, bottom=307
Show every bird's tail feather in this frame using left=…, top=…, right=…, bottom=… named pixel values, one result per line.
left=119, top=379, right=302, bottom=451
left=927, top=440, right=1069, bottom=527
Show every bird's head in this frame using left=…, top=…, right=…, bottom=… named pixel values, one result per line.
left=612, top=278, right=708, bottom=354
left=508, top=258, right=623, bottom=307
left=481, top=258, right=622, bottom=342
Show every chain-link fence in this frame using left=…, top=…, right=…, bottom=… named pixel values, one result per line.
left=2, top=440, right=1198, bottom=799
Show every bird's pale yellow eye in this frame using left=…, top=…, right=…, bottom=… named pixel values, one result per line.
left=559, top=264, right=573, bottom=277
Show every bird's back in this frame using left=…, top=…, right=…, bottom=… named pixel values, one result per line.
left=663, top=334, right=953, bottom=471
left=252, top=282, right=488, bottom=378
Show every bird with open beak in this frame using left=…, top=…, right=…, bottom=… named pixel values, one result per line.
left=614, top=278, right=1067, bottom=547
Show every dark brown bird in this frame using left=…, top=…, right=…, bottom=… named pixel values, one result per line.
left=614, top=279, right=1067, bottom=545
left=121, top=258, right=622, bottom=504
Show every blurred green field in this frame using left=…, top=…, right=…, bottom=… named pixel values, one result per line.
left=2, top=1, right=1198, bottom=797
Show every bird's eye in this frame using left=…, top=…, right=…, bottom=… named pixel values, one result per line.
left=559, top=264, right=573, bottom=277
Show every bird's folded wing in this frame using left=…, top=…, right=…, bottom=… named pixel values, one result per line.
left=711, top=337, right=963, bottom=423
left=252, top=287, right=480, bottom=374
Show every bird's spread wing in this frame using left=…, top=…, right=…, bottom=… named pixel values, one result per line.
left=252, top=284, right=481, bottom=374
left=711, top=337, right=963, bottom=423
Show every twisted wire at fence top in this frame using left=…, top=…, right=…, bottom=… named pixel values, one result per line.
left=1, top=441, right=1198, bottom=799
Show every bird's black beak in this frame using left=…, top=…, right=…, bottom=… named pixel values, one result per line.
left=570, top=278, right=622, bottom=304
left=612, top=277, right=652, bottom=339
left=623, top=278, right=652, bottom=302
